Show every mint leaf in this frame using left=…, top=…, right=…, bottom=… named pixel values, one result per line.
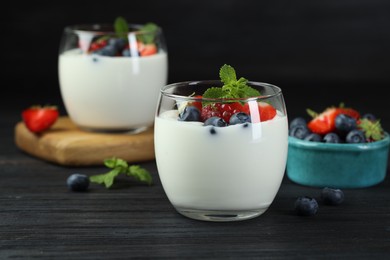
left=202, top=64, right=260, bottom=100
left=89, top=157, right=153, bottom=189
left=104, top=157, right=128, bottom=169
left=114, top=16, right=129, bottom=39
left=220, top=64, right=237, bottom=85
left=138, top=22, right=158, bottom=44
left=89, top=168, right=121, bottom=188
left=202, top=87, right=226, bottom=99
left=127, top=165, right=153, bottom=185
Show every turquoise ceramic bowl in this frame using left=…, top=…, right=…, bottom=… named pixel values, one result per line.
left=287, top=133, right=390, bottom=188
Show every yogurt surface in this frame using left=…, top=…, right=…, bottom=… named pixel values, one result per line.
left=59, top=49, right=168, bottom=130
left=154, top=110, right=288, bottom=211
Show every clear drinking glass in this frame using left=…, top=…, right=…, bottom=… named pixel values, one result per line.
left=154, top=80, right=288, bottom=221
left=58, top=23, right=168, bottom=133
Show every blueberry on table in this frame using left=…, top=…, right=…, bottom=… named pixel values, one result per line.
left=346, top=129, right=366, bottom=143
left=304, top=133, right=322, bottom=142
left=323, top=132, right=341, bottom=143
left=204, top=116, right=227, bottom=127
left=289, top=124, right=310, bottom=140
left=229, top=112, right=251, bottom=125
left=321, top=187, right=344, bottom=205
left=289, top=117, right=307, bottom=129
left=294, top=196, right=319, bottom=216
left=335, top=114, right=357, bottom=133
left=179, top=106, right=201, bottom=122
left=67, top=173, right=90, bottom=192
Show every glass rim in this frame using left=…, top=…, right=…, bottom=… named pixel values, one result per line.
left=64, top=23, right=162, bottom=36
left=160, top=80, right=283, bottom=102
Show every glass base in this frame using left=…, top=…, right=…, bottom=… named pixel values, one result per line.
left=174, top=207, right=268, bottom=222
left=78, top=126, right=149, bottom=135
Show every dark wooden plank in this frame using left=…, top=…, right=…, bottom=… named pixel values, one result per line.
left=1, top=119, right=390, bottom=259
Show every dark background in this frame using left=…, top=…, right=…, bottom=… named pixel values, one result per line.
left=3, top=0, right=390, bottom=129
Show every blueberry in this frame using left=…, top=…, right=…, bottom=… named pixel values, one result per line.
left=94, top=45, right=117, bottom=56
left=304, top=133, right=322, bottom=142
left=122, top=49, right=131, bottom=57
left=289, top=124, right=310, bottom=140
left=321, top=187, right=344, bottom=205
left=229, top=112, right=251, bottom=125
left=335, top=114, right=357, bottom=133
left=67, top=173, right=89, bottom=192
left=323, top=132, right=341, bottom=143
left=108, top=38, right=127, bottom=50
left=179, top=106, right=201, bottom=122
left=346, top=129, right=366, bottom=143
left=204, top=116, right=227, bottom=127
left=294, top=196, right=319, bottom=216
left=362, top=113, right=377, bottom=121
left=289, top=117, right=307, bottom=130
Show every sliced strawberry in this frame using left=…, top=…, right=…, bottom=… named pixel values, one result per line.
left=259, top=102, right=277, bottom=122
left=242, top=102, right=277, bottom=122
left=339, top=107, right=360, bottom=120
left=307, top=107, right=340, bottom=135
left=22, top=105, right=59, bottom=133
left=187, top=95, right=202, bottom=111
left=140, top=44, right=157, bottom=56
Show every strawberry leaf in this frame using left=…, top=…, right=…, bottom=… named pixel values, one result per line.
left=358, top=118, right=384, bottom=141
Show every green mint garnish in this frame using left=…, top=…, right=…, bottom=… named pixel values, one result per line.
left=359, top=118, right=385, bottom=141
left=114, top=16, right=129, bottom=39
left=202, top=64, right=260, bottom=100
left=138, top=22, right=159, bottom=44
left=89, top=157, right=153, bottom=188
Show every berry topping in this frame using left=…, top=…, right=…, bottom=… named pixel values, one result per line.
left=83, top=17, right=159, bottom=57
left=179, top=106, right=201, bottom=122
left=229, top=112, right=251, bottom=125
left=294, top=196, right=319, bottom=216
left=204, top=116, right=228, bottom=127
left=321, top=187, right=344, bottom=205
left=67, top=173, right=90, bottom=192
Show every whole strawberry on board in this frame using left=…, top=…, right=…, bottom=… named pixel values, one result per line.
left=22, top=105, right=59, bottom=133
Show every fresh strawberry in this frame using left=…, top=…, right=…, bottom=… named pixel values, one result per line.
left=242, top=102, right=277, bottom=122
left=307, top=106, right=361, bottom=135
left=22, top=105, right=59, bottom=133
left=201, top=102, right=244, bottom=122
left=187, top=95, right=203, bottom=111
left=139, top=43, right=157, bottom=56
left=339, top=107, right=360, bottom=120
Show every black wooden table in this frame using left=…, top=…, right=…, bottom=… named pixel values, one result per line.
left=1, top=109, right=390, bottom=259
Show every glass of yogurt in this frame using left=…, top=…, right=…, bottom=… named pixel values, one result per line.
left=154, top=79, right=288, bottom=221
left=58, top=21, right=168, bottom=133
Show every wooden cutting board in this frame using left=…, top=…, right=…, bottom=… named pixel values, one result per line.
left=14, top=116, right=155, bottom=166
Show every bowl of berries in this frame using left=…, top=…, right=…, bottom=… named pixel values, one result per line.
left=287, top=104, right=389, bottom=188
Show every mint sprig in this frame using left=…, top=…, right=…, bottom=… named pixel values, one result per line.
left=202, top=64, right=260, bottom=99
left=89, top=157, right=153, bottom=188
left=114, top=16, right=129, bottom=39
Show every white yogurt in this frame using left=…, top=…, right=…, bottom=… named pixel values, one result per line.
left=154, top=110, right=288, bottom=211
left=58, top=49, right=168, bottom=130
